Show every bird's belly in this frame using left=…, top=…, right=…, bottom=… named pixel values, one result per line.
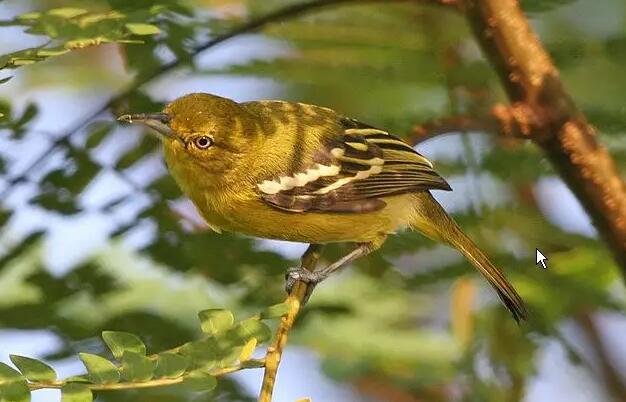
left=193, top=194, right=414, bottom=244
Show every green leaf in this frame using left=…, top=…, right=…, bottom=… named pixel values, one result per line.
left=0, top=364, right=29, bottom=402
left=78, top=353, right=119, bottom=384
left=148, top=176, right=180, bottom=199
left=0, top=362, right=22, bottom=380
left=198, top=309, right=234, bottom=335
left=61, top=383, right=92, bottom=402
left=121, top=351, right=155, bottom=382
left=0, top=380, right=29, bottom=402
left=182, top=371, right=217, bottom=392
left=9, top=355, right=56, bottom=382
left=16, top=12, right=41, bottom=20
left=85, top=122, right=112, bottom=149
left=125, top=23, right=161, bottom=36
left=102, top=331, right=146, bottom=359
left=32, top=189, right=79, bottom=215
left=179, top=340, right=217, bottom=369
left=234, top=318, right=272, bottom=343
left=115, top=136, right=157, bottom=169
left=15, top=103, right=38, bottom=128
left=47, top=8, right=88, bottom=18
left=0, top=100, right=11, bottom=120
left=0, top=209, right=12, bottom=227
left=154, top=353, right=190, bottom=379
left=0, top=231, right=44, bottom=268
left=260, top=302, right=290, bottom=319
left=63, top=375, right=90, bottom=383
left=0, top=76, right=12, bottom=84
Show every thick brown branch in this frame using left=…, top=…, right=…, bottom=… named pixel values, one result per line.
left=462, top=0, right=626, bottom=271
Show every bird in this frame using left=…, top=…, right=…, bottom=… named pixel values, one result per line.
left=118, top=92, right=527, bottom=322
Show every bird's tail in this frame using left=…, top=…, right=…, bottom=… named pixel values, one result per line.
left=410, top=192, right=528, bottom=322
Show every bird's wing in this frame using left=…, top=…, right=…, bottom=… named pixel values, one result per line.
left=257, top=117, right=451, bottom=213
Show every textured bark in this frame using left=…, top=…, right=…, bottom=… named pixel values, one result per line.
left=462, top=0, right=626, bottom=271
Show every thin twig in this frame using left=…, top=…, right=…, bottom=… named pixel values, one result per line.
left=576, top=310, right=626, bottom=401
left=409, top=103, right=538, bottom=145
left=411, top=114, right=495, bottom=143
left=259, top=244, right=323, bottom=402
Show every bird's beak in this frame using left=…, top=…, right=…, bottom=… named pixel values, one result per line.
left=117, top=112, right=174, bottom=139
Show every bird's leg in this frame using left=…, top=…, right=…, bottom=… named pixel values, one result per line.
left=285, top=244, right=323, bottom=298
left=286, top=241, right=377, bottom=303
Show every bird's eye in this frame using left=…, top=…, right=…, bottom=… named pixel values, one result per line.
left=194, top=136, right=213, bottom=149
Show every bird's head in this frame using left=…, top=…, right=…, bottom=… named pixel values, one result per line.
left=118, top=93, right=259, bottom=180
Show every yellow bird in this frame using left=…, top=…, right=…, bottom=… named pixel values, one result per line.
left=119, top=92, right=527, bottom=322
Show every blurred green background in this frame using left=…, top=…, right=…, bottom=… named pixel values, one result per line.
left=1, top=0, right=626, bottom=401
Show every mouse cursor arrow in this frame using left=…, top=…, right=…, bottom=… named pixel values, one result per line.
left=536, top=249, right=548, bottom=269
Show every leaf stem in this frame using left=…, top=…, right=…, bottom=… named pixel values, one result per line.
left=26, top=360, right=265, bottom=392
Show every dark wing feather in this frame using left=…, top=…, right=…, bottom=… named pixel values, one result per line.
left=258, top=117, right=451, bottom=213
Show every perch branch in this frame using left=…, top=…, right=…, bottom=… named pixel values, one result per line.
left=259, top=244, right=323, bottom=402
left=461, top=0, right=626, bottom=271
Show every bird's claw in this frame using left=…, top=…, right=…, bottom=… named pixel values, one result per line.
left=284, top=267, right=328, bottom=304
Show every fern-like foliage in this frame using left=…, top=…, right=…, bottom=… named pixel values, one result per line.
left=0, top=305, right=288, bottom=401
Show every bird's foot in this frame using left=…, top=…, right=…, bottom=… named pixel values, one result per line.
left=284, top=267, right=329, bottom=304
